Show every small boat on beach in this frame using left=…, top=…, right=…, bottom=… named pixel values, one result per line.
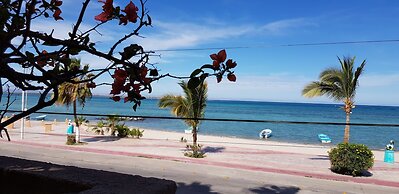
left=318, top=134, right=331, bottom=143
left=184, top=128, right=192, bottom=134
left=34, top=115, right=47, bottom=120
left=259, top=129, right=272, bottom=139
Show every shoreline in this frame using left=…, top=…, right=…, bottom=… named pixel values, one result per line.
left=9, top=119, right=387, bottom=152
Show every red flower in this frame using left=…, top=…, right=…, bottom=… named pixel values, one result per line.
left=140, top=66, right=148, bottom=78
left=213, top=60, right=220, bottom=69
left=227, top=73, right=236, bottom=82
left=226, top=59, right=237, bottom=69
left=123, top=84, right=131, bottom=92
left=95, top=0, right=114, bottom=22
left=53, top=9, right=63, bottom=21
left=133, top=84, right=141, bottom=91
left=122, top=1, right=139, bottom=23
left=112, top=96, right=121, bottom=102
left=124, top=97, right=130, bottom=103
left=113, top=69, right=127, bottom=81
left=210, top=49, right=227, bottom=69
left=119, top=16, right=128, bottom=25
left=87, top=82, right=96, bottom=88
left=51, top=0, right=63, bottom=6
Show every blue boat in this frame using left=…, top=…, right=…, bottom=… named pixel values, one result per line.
left=34, top=115, right=47, bottom=120
left=318, top=134, right=331, bottom=143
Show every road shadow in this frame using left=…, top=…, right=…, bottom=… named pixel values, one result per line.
left=309, top=155, right=330, bottom=160
left=329, top=168, right=373, bottom=177
left=248, top=184, right=300, bottom=194
left=81, top=136, right=121, bottom=142
left=202, top=146, right=225, bottom=153
left=1, top=156, right=176, bottom=193
left=177, top=181, right=219, bottom=194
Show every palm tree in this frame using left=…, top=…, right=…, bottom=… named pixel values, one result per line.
left=158, top=81, right=208, bottom=146
left=302, top=56, right=366, bottom=143
left=55, top=58, right=93, bottom=142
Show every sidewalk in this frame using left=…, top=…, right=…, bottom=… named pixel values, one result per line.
left=2, top=120, right=399, bottom=192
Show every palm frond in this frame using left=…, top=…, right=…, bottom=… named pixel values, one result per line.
left=158, top=81, right=208, bottom=130
left=303, top=56, right=366, bottom=103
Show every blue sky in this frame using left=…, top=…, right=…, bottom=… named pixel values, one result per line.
left=30, top=0, right=399, bottom=105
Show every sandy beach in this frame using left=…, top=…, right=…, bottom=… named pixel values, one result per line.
left=2, top=119, right=399, bottom=193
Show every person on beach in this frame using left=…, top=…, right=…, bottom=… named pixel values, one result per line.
left=386, top=140, right=395, bottom=151
left=67, top=120, right=74, bottom=135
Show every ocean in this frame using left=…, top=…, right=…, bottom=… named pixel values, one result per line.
left=3, top=94, right=399, bottom=149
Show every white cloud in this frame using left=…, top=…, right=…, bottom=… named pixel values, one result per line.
left=260, top=18, right=317, bottom=35
left=31, top=19, right=115, bottom=42
left=138, top=18, right=316, bottom=51
left=360, top=74, right=399, bottom=87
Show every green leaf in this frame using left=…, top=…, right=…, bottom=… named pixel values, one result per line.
left=83, top=35, right=90, bottom=45
left=188, top=77, right=201, bottom=89
left=69, top=47, right=82, bottom=55
left=120, top=44, right=143, bottom=60
left=200, top=64, right=213, bottom=69
left=200, top=73, right=209, bottom=82
left=149, top=69, right=159, bottom=76
left=25, top=51, right=34, bottom=59
left=89, top=43, right=96, bottom=50
left=190, top=69, right=203, bottom=78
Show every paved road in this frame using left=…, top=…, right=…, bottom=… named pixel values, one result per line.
left=1, top=141, right=399, bottom=194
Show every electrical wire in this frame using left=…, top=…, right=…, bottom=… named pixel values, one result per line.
left=152, top=39, right=399, bottom=52
left=3, top=109, right=399, bottom=128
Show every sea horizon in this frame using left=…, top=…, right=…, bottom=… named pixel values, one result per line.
left=8, top=92, right=399, bottom=108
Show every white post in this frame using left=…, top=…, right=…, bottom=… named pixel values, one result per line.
left=76, top=125, right=80, bottom=143
left=20, top=90, right=25, bottom=139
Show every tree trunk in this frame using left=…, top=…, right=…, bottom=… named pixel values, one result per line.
left=192, top=125, right=197, bottom=146
left=343, top=112, right=350, bottom=143
left=73, top=100, right=80, bottom=142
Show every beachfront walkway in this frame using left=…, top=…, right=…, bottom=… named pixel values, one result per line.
left=1, top=120, right=399, bottom=193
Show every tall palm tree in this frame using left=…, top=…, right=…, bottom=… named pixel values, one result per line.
left=302, top=56, right=366, bottom=143
left=56, top=58, right=93, bottom=142
left=158, top=81, right=208, bottom=146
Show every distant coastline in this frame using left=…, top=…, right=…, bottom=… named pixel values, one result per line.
left=7, top=92, right=399, bottom=107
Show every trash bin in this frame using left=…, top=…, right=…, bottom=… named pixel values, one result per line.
left=67, top=124, right=74, bottom=134
left=384, top=150, right=395, bottom=163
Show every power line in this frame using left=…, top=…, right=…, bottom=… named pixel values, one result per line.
left=153, top=39, right=399, bottom=52
left=4, top=110, right=399, bottom=128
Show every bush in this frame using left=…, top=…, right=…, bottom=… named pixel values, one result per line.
left=184, top=144, right=206, bottom=158
left=328, top=143, right=374, bottom=176
left=66, top=134, right=76, bottom=145
left=129, top=128, right=144, bottom=138
left=116, top=124, right=130, bottom=138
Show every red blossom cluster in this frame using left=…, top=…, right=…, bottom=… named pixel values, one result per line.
left=51, top=0, right=63, bottom=20
left=210, top=50, right=237, bottom=83
left=94, top=0, right=139, bottom=25
left=110, top=66, right=148, bottom=104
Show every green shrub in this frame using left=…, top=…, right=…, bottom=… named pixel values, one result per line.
left=116, top=124, right=130, bottom=138
left=328, top=143, right=374, bottom=176
left=184, top=144, right=206, bottom=158
left=129, top=128, right=144, bottom=138
left=92, top=120, right=105, bottom=135
left=66, top=134, right=76, bottom=145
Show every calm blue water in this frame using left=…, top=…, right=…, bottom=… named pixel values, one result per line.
left=3, top=94, right=399, bottom=149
